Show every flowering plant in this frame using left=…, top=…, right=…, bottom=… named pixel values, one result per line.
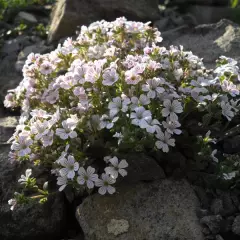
left=4, top=17, right=240, bottom=210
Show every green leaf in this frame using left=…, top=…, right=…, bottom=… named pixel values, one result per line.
left=231, top=0, right=239, bottom=8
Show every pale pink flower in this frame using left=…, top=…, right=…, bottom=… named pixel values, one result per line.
left=77, top=166, right=98, bottom=189
left=162, top=99, right=183, bottom=121
left=125, top=69, right=142, bottom=85
left=155, top=130, right=175, bottom=152
left=95, top=173, right=116, bottom=195
left=40, top=61, right=54, bottom=75
left=102, top=68, right=119, bottom=86
left=130, top=106, right=152, bottom=128
left=105, top=157, right=128, bottom=178
left=59, top=155, right=79, bottom=179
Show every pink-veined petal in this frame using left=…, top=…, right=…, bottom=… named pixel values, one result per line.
left=118, top=159, right=128, bottom=168
left=98, top=186, right=107, bottom=195
left=107, top=186, right=116, bottom=194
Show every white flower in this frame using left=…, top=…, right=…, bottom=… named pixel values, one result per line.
left=73, top=87, right=88, bottom=104
left=130, top=106, right=152, bottom=128
left=59, top=155, right=79, bottom=179
left=105, top=157, right=128, bottom=178
left=125, top=69, right=142, bottom=85
left=41, top=130, right=54, bottom=147
left=40, top=61, right=53, bottom=75
left=77, top=166, right=98, bottom=189
left=18, top=169, right=32, bottom=184
left=8, top=198, right=17, bottom=211
left=108, top=97, right=130, bottom=116
left=99, top=114, right=119, bottom=129
left=223, top=171, right=237, bottom=180
left=56, top=116, right=78, bottom=140
left=173, top=68, right=183, bottom=81
left=113, top=132, right=124, bottom=144
left=162, top=99, right=183, bottom=121
left=162, top=118, right=182, bottom=135
left=73, top=65, right=86, bottom=84
left=155, top=130, right=175, bottom=152
left=95, top=173, right=116, bottom=195
left=104, top=46, right=116, bottom=57
left=11, top=133, right=33, bottom=157
left=144, top=117, right=161, bottom=133
left=31, top=120, right=49, bottom=140
left=211, top=149, right=218, bottom=163
left=57, top=176, right=68, bottom=191
left=102, top=68, right=119, bottom=86
left=130, top=94, right=150, bottom=110
left=220, top=101, right=234, bottom=121
left=104, top=156, right=112, bottom=163
left=221, top=80, right=239, bottom=97
left=142, top=77, right=165, bottom=99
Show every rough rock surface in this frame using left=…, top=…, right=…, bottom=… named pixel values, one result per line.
left=48, top=0, right=160, bottom=42
left=232, top=215, right=240, bottom=236
left=0, top=144, right=66, bottom=240
left=163, top=19, right=240, bottom=68
left=117, top=153, right=165, bottom=183
left=0, top=117, right=18, bottom=144
left=76, top=179, right=204, bottom=240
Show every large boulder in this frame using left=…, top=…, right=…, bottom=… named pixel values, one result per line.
left=48, top=0, right=160, bottom=42
left=76, top=179, right=204, bottom=240
left=163, top=19, right=240, bottom=68
left=0, top=144, right=66, bottom=240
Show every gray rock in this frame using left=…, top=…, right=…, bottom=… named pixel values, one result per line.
left=223, top=135, right=240, bottom=154
left=169, top=0, right=228, bottom=5
left=1, top=40, right=21, bottom=54
left=154, top=18, right=170, bottom=32
left=232, top=215, right=240, bottom=236
left=0, top=144, right=66, bottom=240
left=0, top=194, right=65, bottom=240
left=117, top=153, right=165, bottom=184
left=0, top=53, right=22, bottom=102
left=16, top=11, right=38, bottom=24
left=197, top=209, right=209, bottom=218
left=210, top=199, right=224, bottom=215
left=186, top=6, right=233, bottom=25
left=200, top=215, right=222, bottom=234
left=163, top=19, right=240, bottom=69
left=0, top=117, right=18, bottom=143
left=48, top=0, right=160, bottom=42
left=215, top=235, right=224, bottom=240
left=76, top=179, right=204, bottom=240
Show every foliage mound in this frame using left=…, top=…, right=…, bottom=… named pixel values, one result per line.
left=4, top=17, right=240, bottom=209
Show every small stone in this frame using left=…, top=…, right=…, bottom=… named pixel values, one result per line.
left=200, top=215, right=222, bottom=234
left=16, top=11, right=38, bottom=23
left=215, top=235, right=224, bottom=240
left=197, top=209, right=209, bottom=218
left=1, top=39, right=20, bottom=54
left=232, top=215, right=240, bottom=236
left=221, top=192, right=237, bottom=216
left=210, top=199, right=224, bottom=215
left=202, top=227, right=211, bottom=235
left=107, top=219, right=129, bottom=236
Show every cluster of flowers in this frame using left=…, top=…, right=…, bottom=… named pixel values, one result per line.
left=4, top=17, right=240, bottom=209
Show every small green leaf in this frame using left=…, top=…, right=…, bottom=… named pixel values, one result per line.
left=231, top=0, right=239, bottom=8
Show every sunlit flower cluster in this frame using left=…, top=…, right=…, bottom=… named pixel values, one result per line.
left=5, top=17, right=240, bottom=209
